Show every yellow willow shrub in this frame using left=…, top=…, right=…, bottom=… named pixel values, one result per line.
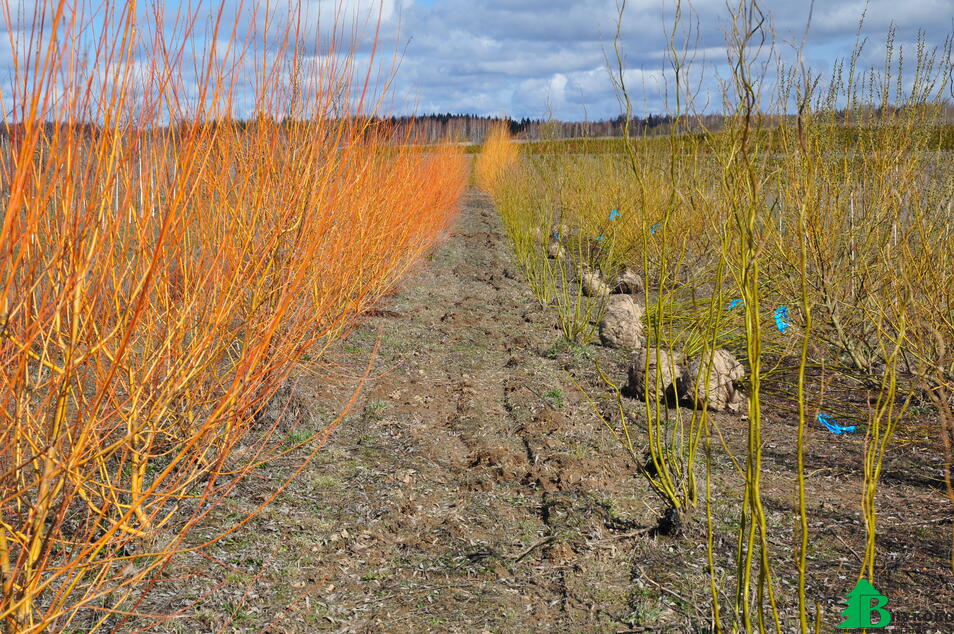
left=764, top=31, right=951, bottom=369
left=0, top=1, right=466, bottom=631
left=705, top=6, right=952, bottom=629
left=503, top=144, right=735, bottom=350
left=491, top=157, right=566, bottom=306
left=496, top=136, right=738, bottom=527
left=474, top=124, right=519, bottom=193
left=556, top=142, right=725, bottom=287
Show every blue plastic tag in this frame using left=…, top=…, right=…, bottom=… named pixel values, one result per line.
left=817, top=412, right=855, bottom=435
left=774, top=306, right=790, bottom=333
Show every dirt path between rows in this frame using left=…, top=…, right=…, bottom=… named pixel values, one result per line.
left=141, top=190, right=953, bottom=633
left=146, top=191, right=649, bottom=633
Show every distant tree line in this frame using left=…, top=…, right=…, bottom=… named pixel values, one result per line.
left=379, top=113, right=711, bottom=144
left=0, top=115, right=686, bottom=145
left=383, top=102, right=954, bottom=144
left=3, top=102, right=951, bottom=146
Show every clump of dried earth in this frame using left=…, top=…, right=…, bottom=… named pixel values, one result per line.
left=132, top=191, right=953, bottom=633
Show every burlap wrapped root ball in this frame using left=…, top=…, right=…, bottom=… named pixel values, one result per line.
left=581, top=269, right=610, bottom=297
left=599, top=294, right=644, bottom=349
left=627, top=348, right=687, bottom=402
left=685, top=349, right=746, bottom=413
left=612, top=266, right=644, bottom=295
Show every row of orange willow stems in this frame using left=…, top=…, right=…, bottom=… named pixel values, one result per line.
left=0, top=1, right=467, bottom=631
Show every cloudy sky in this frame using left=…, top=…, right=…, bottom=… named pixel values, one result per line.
left=2, top=0, right=951, bottom=121
left=348, top=0, right=952, bottom=120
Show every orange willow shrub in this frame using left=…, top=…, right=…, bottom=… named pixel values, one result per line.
left=474, top=124, right=519, bottom=193
left=0, top=1, right=465, bottom=631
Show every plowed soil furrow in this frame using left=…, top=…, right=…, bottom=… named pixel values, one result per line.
left=143, top=191, right=641, bottom=633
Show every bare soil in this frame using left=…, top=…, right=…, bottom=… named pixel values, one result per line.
left=131, top=191, right=953, bottom=633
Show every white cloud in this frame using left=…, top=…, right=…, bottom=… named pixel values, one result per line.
left=370, top=0, right=952, bottom=119
left=1, top=0, right=949, bottom=122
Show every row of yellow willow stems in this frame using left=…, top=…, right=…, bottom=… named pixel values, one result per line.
left=480, top=1, right=952, bottom=629
left=0, top=1, right=467, bottom=631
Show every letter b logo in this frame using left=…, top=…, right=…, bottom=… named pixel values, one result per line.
left=837, top=579, right=892, bottom=629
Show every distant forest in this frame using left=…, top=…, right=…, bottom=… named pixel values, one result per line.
left=386, top=104, right=954, bottom=144
left=384, top=113, right=728, bottom=144
left=3, top=103, right=951, bottom=145
left=0, top=113, right=715, bottom=144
